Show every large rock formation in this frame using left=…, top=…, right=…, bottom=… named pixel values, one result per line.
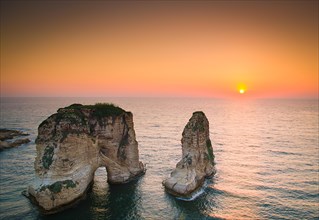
left=26, top=103, right=145, bottom=213
left=163, top=111, right=215, bottom=197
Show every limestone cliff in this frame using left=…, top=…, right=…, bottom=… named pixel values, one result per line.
left=163, top=111, right=215, bottom=197
left=26, top=103, right=145, bottom=213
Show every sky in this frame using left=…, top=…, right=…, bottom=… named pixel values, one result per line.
left=1, top=1, right=318, bottom=98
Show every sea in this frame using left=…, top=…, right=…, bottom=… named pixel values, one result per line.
left=0, top=97, right=318, bottom=220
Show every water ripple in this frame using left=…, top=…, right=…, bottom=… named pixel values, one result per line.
left=0, top=98, right=318, bottom=219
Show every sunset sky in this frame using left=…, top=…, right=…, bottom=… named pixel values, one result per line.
left=1, top=1, right=318, bottom=98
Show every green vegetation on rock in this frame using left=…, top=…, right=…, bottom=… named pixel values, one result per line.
left=64, top=103, right=125, bottom=115
left=64, top=103, right=83, bottom=110
left=51, top=103, right=125, bottom=128
left=40, top=180, right=77, bottom=193
left=91, top=103, right=125, bottom=118
left=206, top=139, right=214, bottom=163
left=64, top=103, right=125, bottom=118
left=56, top=106, right=86, bottom=125
left=42, top=146, right=54, bottom=169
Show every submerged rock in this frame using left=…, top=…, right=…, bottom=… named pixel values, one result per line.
left=26, top=103, right=145, bottom=214
left=163, top=111, right=215, bottom=197
left=0, top=129, right=30, bottom=150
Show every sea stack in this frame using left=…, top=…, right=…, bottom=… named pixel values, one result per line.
left=163, top=111, right=215, bottom=197
left=26, top=103, right=145, bottom=213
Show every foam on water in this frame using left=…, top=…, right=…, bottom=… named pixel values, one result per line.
left=176, top=186, right=205, bottom=201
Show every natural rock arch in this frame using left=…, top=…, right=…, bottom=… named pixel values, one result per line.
left=26, top=103, right=145, bottom=213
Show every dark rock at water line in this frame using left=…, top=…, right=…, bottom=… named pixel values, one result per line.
left=0, top=129, right=30, bottom=150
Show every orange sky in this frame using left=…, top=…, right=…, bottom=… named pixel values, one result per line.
left=1, top=1, right=318, bottom=98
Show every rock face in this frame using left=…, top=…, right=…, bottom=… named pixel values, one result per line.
left=26, top=103, right=145, bottom=213
left=163, top=111, right=215, bottom=197
left=0, top=129, right=30, bottom=150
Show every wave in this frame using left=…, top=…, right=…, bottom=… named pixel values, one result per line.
left=175, top=188, right=206, bottom=201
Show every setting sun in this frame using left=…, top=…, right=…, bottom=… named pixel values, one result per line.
left=0, top=1, right=318, bottom=220
left=0, top=1, right=318, bottom=99
left=237, top=83, right=247, bottom=95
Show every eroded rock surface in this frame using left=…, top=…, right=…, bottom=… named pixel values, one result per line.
left=163, top=111, right=215, bottom=197
left=26, top=103, right=145, bottom=213
left=0, top=129, right=30, bottom=150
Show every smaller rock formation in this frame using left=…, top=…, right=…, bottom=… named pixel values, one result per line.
left=163, top=111, right=215, bottom=197
left=0, top=129, right=30, bottom=150
left=26, top=103, right=145, bottom=214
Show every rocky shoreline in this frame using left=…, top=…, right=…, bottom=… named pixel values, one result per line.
left=0, top=129, right=30, bottom=150
left=24, top=104, right=215, bottom=214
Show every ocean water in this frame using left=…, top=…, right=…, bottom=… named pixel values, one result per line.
left=0, top=97, right=318, bottom=220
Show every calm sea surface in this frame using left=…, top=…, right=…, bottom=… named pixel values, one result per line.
left=0, top=97, right=318, bottom=220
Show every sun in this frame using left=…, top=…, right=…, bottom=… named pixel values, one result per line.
left=237, top=83, right=247, bottom=95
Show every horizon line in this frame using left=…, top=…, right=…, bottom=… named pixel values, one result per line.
left=0, top=96, right=318, bottom=100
